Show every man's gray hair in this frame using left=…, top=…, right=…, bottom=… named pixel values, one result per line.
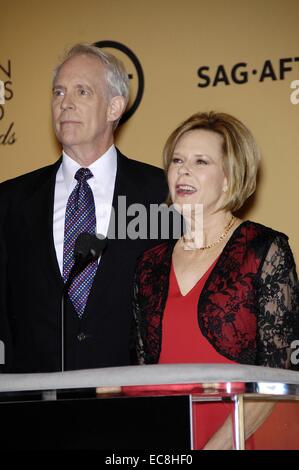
left=53, top=43, right=130, bottom=106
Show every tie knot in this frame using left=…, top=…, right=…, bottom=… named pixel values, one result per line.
left=75, top=167, right=93, bottom=182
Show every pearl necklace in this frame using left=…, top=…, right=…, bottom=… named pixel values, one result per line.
left=182, top=215, right=237, bottom=251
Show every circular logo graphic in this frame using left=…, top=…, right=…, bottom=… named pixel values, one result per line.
left=93, top=40, right=144, bottom=125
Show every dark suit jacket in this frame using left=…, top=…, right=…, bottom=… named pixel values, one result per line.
left=0, top=150, right=169, bottom=373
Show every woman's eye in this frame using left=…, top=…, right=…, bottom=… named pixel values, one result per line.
left=172, top=158, right=182, bottom=164
left=196, top=159, right=207, bottom=165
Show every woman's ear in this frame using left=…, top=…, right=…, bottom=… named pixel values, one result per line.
left=222, top=173, right=229, bottom=192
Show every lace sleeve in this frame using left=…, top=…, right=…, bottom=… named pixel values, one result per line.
left=256, top=235, right=299, bottom=369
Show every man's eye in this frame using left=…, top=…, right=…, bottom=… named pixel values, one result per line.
left=53, top=89, right=64, bottom=97
left=79, top=89, right=89, bottom=96
left=196, top=159, right=207, bottom=165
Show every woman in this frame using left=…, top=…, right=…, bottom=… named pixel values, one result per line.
left=132, top=111, right=299, bottom=449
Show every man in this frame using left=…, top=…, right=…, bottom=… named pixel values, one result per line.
left=0, top=44, right=168, bottom=373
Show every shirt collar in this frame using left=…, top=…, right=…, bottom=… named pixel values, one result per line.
left=61, top=145, right=117, bottom=192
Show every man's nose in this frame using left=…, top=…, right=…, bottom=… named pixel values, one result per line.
left=60, top=93, right=75, bottom=110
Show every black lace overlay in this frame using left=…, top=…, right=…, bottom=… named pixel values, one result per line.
left=255, top=235, right=299, bottom=368
left=132, top=221, right=299, bottom=369
left=133, top=242, right=174, bottom=364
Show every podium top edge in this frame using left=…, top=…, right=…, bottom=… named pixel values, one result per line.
left=1, top=363, right=299, bottom=395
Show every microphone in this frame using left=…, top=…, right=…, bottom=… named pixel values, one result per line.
left=61, top=233, right=107, bottom=371
left=66, top=233, right=108, bottom=289
left=75, top=232, right=107, bottom=266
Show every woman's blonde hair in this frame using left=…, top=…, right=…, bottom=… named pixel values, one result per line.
left=163, top=111, right=261, bottom=212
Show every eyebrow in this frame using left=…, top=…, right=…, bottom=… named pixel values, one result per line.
left=52, top=83, right=93, bottom=92
left=173, top=152, right=211, bottom=159
left=52, top=84, right=66, bottom=92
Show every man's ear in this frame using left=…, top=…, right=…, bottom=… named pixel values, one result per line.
left=107, top=96, right=126, bottom=123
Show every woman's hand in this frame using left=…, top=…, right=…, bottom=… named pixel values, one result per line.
left=202, top=400, right=275, bottom=450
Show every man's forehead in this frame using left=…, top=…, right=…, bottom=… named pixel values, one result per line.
left=55, top=54, right=105, bottom=83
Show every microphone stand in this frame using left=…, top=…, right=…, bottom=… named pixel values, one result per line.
left=61, top=263, right=85, bottom=372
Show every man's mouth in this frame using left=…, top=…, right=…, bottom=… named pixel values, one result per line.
left=60, top=120, right=81, bottom=125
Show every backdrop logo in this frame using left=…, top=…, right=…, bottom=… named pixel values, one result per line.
left=0, top=81, right=5, bottom=104
left=290, top=80, right=299, bottom=104
left=0, top=59, right=16, bottom=145
left=93, top=40, right=144, bottom=125
left=197, top=57, right=299, bottom=87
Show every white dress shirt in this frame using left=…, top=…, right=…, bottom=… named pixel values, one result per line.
left=53, top=145, right=117, bottom=274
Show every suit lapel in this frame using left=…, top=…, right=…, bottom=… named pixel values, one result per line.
left=84, top=150, right=135, bottom=312
left=22, top=158, right=63, bottom=290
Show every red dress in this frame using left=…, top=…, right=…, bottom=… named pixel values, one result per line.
left=159, top=260, right=236, bottom=449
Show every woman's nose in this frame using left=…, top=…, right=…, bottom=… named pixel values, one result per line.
left=178, top=162, right=191, bottom=175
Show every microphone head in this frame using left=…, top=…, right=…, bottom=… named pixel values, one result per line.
left=65, top=233, right=107, bottom=290
left=75, top=233, right=93, bottom=259
left=75, top=233, right=107, bottom=265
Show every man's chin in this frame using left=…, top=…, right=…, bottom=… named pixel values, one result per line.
left=57, top=133, right=80, bottom=148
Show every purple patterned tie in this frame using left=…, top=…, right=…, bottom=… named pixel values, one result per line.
left=63, top=167, right=97, bottom=318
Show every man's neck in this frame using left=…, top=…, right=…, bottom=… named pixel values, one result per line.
left=63, top=140, right=114, bottom=166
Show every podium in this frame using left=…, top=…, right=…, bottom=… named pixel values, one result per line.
left=1, top=364, right=299, bottom=450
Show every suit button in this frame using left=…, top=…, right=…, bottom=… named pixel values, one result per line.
left=77, top=332, right=87, bottom=341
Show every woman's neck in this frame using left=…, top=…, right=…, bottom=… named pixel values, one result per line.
left=183, top=211, right=237, bottom=251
